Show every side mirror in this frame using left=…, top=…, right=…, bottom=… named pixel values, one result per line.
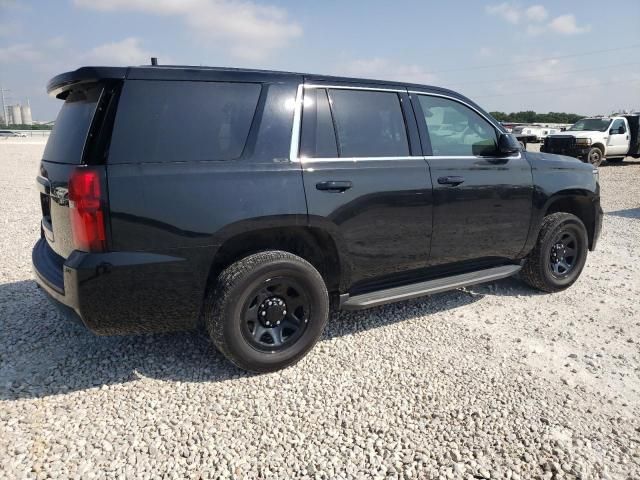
left=497, top=133, right=521, bottom=155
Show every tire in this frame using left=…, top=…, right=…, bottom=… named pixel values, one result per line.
left=205, top=251, right=329, bottom=373
left=587, top=147, right=603, bottom=167
left=520, top=213, right=588, bottom=293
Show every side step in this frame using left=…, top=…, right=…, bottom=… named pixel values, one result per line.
left=340, top=265, right=521, bottom=310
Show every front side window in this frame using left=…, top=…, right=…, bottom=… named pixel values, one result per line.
left=610, top=119, right=626, bottom=134
left=417, top=95, right=497, bottom=156
left=109, top=81, right=261, bottom=163
left=328, top=89, right=409, bottom=157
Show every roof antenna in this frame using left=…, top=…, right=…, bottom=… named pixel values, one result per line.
left=150, top=57, right=158, bottom=66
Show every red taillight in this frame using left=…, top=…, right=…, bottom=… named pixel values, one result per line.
left=68, top=168, right=106, bottom=252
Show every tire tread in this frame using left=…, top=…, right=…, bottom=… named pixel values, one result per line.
left=204, top=250, right=328, bottom=372
left=520, top=212, right=586, bottom=293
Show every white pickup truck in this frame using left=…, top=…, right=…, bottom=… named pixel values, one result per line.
left=541, top=115, right=640, bottom=166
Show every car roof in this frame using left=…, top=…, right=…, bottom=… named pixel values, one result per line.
left=47, top=65, right=463, bottom=100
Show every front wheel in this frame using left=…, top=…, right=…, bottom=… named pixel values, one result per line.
left=520, top=213, right=589, bottom=293
left=205, top=251, right=329, bottom=372
left=587, top=147, right=603, bottom=167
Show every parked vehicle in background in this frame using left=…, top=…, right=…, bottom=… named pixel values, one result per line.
left=542, top=115, right=640, bottom=166
left=0, top=130, right=23, bottom=137
left=539, top=128, right=560, bottom=140
left=32, top=65, right=602, bottom=372
left=512, top=125, right=543, bottom=142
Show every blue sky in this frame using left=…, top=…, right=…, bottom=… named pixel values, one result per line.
left=1, top=0, right=639, bottom=121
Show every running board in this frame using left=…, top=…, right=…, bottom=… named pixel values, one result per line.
left=340, top=265, right=521, bottom=310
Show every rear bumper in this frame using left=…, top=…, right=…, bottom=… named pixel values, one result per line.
left=32, top=238, right=208, bottom=335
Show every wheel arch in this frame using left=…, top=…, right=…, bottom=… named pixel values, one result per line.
left=591, top=142, right=606, bottom=156
left=207, top=226, right=346, bottom=298
left=542, top=191, right=598, bottom=249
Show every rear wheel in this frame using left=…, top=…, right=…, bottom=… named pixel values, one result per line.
left=205, top=251, right=329, bottom=372
left=587, top=147, right=603, bottom=167
left=520, top=213, right=588, bottom=293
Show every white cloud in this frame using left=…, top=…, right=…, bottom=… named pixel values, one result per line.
left=487, top=3, right=591, bottom=37
left=0, top=43, right=41, bottom=63
left=525, top=5, right=547, bottom=22
left=485, top=2, right=521, bottom=24
left=82, top=37, right=152, bottom=65
left=73, top=0, right=302, bottom=61
left=549, top=14, right=591, bottom=35
left=341, top=58, right=437, bottom=85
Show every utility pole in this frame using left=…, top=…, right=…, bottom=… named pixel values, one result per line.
left=0, top=86, right=10, bottom=126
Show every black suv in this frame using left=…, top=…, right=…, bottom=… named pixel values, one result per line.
left=33, top=65, right=602, bottom=372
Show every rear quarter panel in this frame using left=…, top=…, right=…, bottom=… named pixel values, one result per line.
left=101, top=77, right=307, bottom=332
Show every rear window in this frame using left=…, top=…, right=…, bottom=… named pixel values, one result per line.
left=108, top=81, right=261, bottom=164
left=43, top=86, right=102, bottom=164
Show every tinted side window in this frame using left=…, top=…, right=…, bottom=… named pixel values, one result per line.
left=417, top=95, right=497, bottom=156
left=300, top=88, right=338, bottom=158
left=328, top=89, right=409, bottom=157
left=109, top=81, right=261, bottom=163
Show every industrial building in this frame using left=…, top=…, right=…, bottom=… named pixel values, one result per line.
left=4, top=102, right=32, bottom=125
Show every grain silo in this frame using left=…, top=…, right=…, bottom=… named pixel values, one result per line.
left=9, top=104, right=22, bottom=125
left=20, top=103, right=32, bottom=125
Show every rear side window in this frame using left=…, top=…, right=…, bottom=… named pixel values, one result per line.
left=43, top=86, right=102, bottom=164
left=109, top=81, right=261, bottom=163
left=328, top=89, right=409, bottom=157
left=300, top=88, right=338, bottom=158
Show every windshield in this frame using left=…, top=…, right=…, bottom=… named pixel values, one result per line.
left=43, top=85, right=102, bottom=163
left=569, top=118, right=611, bottom=132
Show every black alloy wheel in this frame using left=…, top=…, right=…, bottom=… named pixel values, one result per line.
left=241, top=277, right=310, bottom=352
left=205, top=250, right=329, bottom=373
left=520, top=212, right=588, bottom=293
left=548, top=230, right=579, bottom=278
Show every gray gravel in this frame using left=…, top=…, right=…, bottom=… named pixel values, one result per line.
left=1, top=140, right=639, bottom=479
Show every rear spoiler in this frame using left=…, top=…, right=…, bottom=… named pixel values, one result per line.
left=47, top=67, right=128, bottom=98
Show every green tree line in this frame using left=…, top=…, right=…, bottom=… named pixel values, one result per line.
left=489, top=111, right=584, bottom=124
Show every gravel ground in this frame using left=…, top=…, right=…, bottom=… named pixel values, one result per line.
left=1, top=140, right=639, bottom=480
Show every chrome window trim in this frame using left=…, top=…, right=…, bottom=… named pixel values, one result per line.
left=289, top=84, right=521, bottom=163
left=299, top=156, right=422, bottom=163
left=408, top=90, right=504, bottom=133
left=288, top=83, right=304, bottom=163
left=304, top=84, right=406, bottom=93
left=290, top=83, right=409, bottom=162
left=299, top=154, right=520, bottom=163
left=409, top=90, right=521, bottom=161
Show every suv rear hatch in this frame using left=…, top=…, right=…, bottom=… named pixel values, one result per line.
left=37, top=72, right=122, bottom=262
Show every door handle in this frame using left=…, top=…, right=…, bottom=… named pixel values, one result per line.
left=316, top=180, right=353, bottom=192
left=437, top=176, right=465, bottom=186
